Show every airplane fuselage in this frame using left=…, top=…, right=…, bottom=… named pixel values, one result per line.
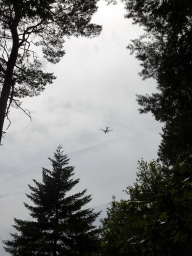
left=100, top=126, right=113, bottom=133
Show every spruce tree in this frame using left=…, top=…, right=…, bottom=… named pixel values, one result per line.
left=3, top=145, right=101, bottom=256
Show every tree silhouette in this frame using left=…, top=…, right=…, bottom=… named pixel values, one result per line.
left=3, top=145, right=101, bottom=256
left=0, top=0, right=102, bottom=144
left=124, top=0, right=192, bottom=165
left=100, top=158, right=192, bottom=256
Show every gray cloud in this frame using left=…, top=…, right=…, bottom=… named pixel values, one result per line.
left=0, top=2, right=163, bottom=256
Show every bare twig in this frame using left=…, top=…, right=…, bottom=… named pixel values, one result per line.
left=0, top=63, right=6, bottom=74
left=0, top=57, right=7, bottom=64
left=11, top=98, right=32, bottom=120
left=0, top=131, right=10, bottom=145
left=4, top=84, right=32, bottom=135
left=5, top=79, right=15, bottom=117
left=6, top=115, right=11, bottom=130
left=18, top=20, right=45, bottom=47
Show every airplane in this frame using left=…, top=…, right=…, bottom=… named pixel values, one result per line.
left=100, top=126, right=113, bottom=134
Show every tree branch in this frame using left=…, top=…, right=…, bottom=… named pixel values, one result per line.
left=0, top=63, right=6, bottom=74
left=6, top=114, right=11, bottom=130
left=18, top=20, right=45, bottom=47
left=11, top=98, right=32, bottom=120
left=5, top=78, right=15, bottom=117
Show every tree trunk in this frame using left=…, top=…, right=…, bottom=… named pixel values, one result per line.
left=0, top=80, right=11, bottom=145
left=0, top=16, right=19, bottom=145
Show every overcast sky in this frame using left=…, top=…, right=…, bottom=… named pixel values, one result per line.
left=0, top=2, right=163, bottom=254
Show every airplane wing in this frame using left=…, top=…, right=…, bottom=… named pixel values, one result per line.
left=100, top=129, right=105, bottom=132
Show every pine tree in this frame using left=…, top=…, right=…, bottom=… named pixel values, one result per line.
left=3, top=145, right=101, bottom=256
left=0, top=0, right=102, bottom=144
left=124, top=0, right=192, bottom=165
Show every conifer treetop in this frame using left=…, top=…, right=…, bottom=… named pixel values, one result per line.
left=3, top=145, right=101, bottom=255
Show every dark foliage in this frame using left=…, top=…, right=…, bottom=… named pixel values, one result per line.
left=0, top=0, right=102, bottom=144
left=4, top=0, right=55, bottom=20
left=100, top=157, right=192, bottom=256
left=3, top=145, right=101, bottom=256
left=124, top=0, right=192, bottom=165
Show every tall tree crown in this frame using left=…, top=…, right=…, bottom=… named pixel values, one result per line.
left=100, top=157, right=192, bottom=256
left=123, top=0, right=192, bottom=165
left=3, top=145, right=101, bottom=255
left=0, top=0, right=102, bottom=143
